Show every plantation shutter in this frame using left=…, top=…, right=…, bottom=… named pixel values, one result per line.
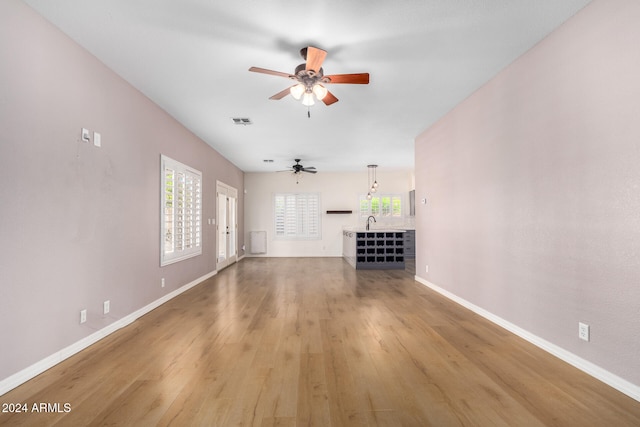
left=274, top=193, right=320, bottom=239
left=161, top=155, right=202, bottom=265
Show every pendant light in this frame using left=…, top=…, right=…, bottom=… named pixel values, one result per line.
left=371, top=165, right=378, bottom=193
left=366, top=164, right=378, bottom=199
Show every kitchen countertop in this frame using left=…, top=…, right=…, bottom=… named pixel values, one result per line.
left=343, top=226, right=408, bottom=233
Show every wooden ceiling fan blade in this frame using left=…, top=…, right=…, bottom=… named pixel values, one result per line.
left=269, top=87, right=292, bottom=100
left=322, top=91, right=339, bottom=106
left=324, top=73, right=370, bottom=84
left=249, top=66, right=295, bottom=79
left=305, top=46, right=327, bottom=73
left=302, top=169, right=317, bottom=174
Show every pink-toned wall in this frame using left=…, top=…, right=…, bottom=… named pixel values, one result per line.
left=0, top=0, right=243, bottom=383
left=415, top=0, right=640, bottom=389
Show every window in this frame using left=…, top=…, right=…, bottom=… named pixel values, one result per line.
left=161, top=155, right=202, bottom=266
left=359, top=194, right=402, bottom=219
left=274, top=193, right=320, bottom=240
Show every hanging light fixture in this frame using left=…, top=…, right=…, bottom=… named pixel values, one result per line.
left=371, top=165, right=378, bottom=193
left=366, top=164, right=378, bottom=199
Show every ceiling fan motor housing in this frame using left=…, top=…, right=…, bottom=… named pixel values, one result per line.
left=294, top=63, right=325, bottom=92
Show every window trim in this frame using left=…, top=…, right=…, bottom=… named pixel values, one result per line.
left=273, top=192, right=321, bottom=240
left=359, top=193, right=403, bottom=220
left=160, top=155, right=202, bottom=266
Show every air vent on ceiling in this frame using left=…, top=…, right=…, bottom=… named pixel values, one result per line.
left=232, top=117, right=252, bottom=125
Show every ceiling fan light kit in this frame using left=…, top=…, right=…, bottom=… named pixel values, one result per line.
left=290, top=84, right=305, bottom=100
left=302, top=92, right=315, bottom=107
left=249, top=46, right=369, bottom=116
left=312, top=84, right=328, bottom=100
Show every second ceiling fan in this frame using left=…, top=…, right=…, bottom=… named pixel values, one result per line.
left=279, top=159, right=316, bottom=184
left=249, top=46, right=369, bottom=108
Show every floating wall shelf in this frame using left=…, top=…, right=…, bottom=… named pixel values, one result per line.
left=326, top=210, right=353, bottom=214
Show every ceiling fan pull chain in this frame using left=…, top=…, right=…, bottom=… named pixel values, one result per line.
left=307, top=107, right=311, bottom=118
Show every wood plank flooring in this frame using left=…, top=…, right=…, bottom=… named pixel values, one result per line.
left=1, top=257, right=639, bottom=426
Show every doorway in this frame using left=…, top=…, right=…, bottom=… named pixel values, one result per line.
left=216, top=181, right=238, bottom=270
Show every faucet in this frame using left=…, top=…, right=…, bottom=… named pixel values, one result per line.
left=366, top=215, right=376, bottom=231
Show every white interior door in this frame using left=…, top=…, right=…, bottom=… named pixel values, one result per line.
left=216, top=181, right=238, bottom=270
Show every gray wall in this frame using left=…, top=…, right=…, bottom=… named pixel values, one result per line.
left=0, top=0, right=243, bottom=382
left=415, top=0, right=640, bottom=386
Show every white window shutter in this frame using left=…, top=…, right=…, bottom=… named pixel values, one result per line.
left=161, top=155, right=202, bottom=266
left=274, top=193, right=321, bottom=240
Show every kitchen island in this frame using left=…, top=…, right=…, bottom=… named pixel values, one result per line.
left=342, top=227, right=406, bottom=270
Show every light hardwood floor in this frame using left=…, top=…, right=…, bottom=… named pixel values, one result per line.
left=1, top=257, right=639, bottom=426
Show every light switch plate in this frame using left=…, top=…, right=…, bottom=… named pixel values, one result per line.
left=94, top=131, right=101, bottom=147
left=81, top=128, right=90, bottom=142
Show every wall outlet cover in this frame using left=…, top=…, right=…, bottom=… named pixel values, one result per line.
left=578, top=322, right=590, bottom=341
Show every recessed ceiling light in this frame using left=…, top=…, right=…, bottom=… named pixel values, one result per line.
left=232, top=117, right=252, bottom=125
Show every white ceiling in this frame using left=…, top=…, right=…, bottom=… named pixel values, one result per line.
left=23, top=0, right=592, bottom=173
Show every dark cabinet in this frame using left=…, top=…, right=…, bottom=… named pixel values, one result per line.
left=354, top=231, right=405, bottom=270
left=403, top=230, right=415, bottom=258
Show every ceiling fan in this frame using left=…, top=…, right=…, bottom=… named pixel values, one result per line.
left=280, top=159, right=317, bottom=174
left=249, top=46, right=369, bottom=111
left=279, top=159, right=317, bottom=183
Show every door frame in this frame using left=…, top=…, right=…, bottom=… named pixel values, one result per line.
left=216, top=181, right=238, bottom=270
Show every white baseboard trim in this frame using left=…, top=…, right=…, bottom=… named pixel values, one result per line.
left=0, top=269, right=217, bottom=397
left=414, top=275, right=640, bottom=402
left=244, top=254, right=343, bottom=258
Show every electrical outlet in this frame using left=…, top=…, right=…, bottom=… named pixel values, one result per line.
left=578, top=322, right=590, bottom=342
left=103, top=300, right=110, bottom=315
left=161, top=278, right=165, bottom=288
left=425, top=265, right=429, bottom=273
left=80, top=309, right=87, bottom=324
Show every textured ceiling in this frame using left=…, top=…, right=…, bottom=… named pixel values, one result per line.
left=23, top=0, right=592, bottom=173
